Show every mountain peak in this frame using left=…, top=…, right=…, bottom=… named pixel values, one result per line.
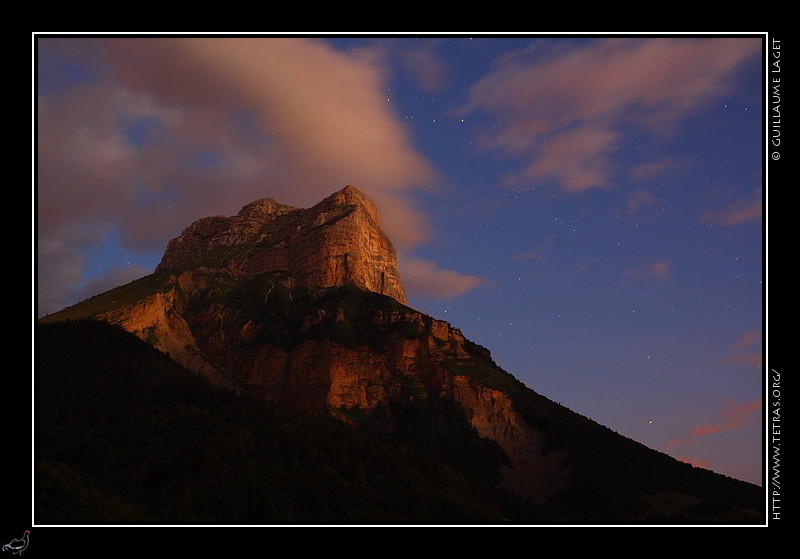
left=236, top=197, right=297, bottom=219
left=39, top=185, right=765, bottom=524
left=156, top=186, right=406, bottom=304
left=330, top=184, right=370, bottom=202
left=315, top=185, right=380, bottom=223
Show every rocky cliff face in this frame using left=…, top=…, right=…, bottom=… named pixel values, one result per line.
left=149, top=278, right=570, bottom=502
left=156, top=185, right=406, bottom=305
left=45, top=186, right=570, bottom=502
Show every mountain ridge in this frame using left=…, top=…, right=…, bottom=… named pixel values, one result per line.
left=38, top=185, right=764, bottom=524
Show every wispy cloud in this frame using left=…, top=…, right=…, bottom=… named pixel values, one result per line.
left=701, top=191, right=763, bottom=226
left=36, top=37, right=483, bottom=314
left=664, top=398, right=761, bottom=450
left=689, top=399, right=761, bottom=437
left=514, top=250, right=543, bottom=262
left=624, top=189, right=663, bottom=217
left=514, top=233, right=556, bottom=262
left=627, top=158, right=677, bottom=182
left=461, top=37, right=760, bottom=192
left=733, top=329, right=761, bottom=350
left=400, top=256, right=487, bottom=299
left=625, top=261, right=672, bottom=282
left=723, top=329, right=762, bottom=367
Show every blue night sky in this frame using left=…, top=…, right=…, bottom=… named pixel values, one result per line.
left=35, top=34, right=765, bottom=486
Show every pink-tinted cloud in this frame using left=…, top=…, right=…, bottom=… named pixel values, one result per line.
left=733, top=329, right=761, bottom=350
left=462, top=38, right=760, bottom=192
left=723, top=352, right=763, bottom=367
left=625, top=261, right=672, bottom=282
left=400, top=256, right=487, bottom=299
left=625, top=189, right=663, bottom=217
left=98, top=37, right=437, bottom=248
left=665, top=398, right=761, bottom=450
left=37, top=37, right=484, bottom=314
left=722, top=329, right=762, bottom=367
left=519, top=124, right=618, bottom=191
left=627, top=158, right=677, bottom=182
left=701, top=192, right=763, bottom=226
left=514, top=233, right=556, bottom=262
left=663, top=438, right=688, bottom=451
left=689, top=398, right=761, bottom=437
left=514, top=249, right=543, bottom=262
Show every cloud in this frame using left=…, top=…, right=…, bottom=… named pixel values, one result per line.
left=519, top=124, right=618, bottom=191
left=514, top=233, right=556, bottom=262
left=722, top=329, right=762, bottom=367
left=99, top=37, right=436, bottom=246
left=625, top=261, right=672, bottom=282
left=689, top=398, right=761, bottom=437
left=627, top=158, right=677, bottom=182
left=399, top=256, right=487, bottom=299
left=461, top=37, right=760, bottom=192
left=701, top=191, right=763, bottom=226
left=514, top=250, right=543, bottom=262
left=723, top=352, right=763, bottom=367
left=624, top=189, right=662, bottom=217
left=664, top=398, right=761, bottom=450
left=36, top=37, right=484, bottom=315
left=733, top=329, right=761, bottom=350
left=36, top=227, right=93, bottom=317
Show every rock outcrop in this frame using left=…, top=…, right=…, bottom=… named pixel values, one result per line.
left=39, top=186, right=768, bottom=522
left=43, top=185, right=570, bottom=502
left=156, top=185, right=406, bottom=305
left=161, top=280, right=570, bottom=502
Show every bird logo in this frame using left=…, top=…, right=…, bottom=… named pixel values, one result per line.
left=2, top=531, right=29, bottom=555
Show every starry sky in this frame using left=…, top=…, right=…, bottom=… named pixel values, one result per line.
left=35, top=34, right=765, bottom=486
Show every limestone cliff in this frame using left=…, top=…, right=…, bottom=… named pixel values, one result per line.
left=156, top=185, right=406, bottom=305
left=166, top=280, right=570, bottom=502
left=43, top=186, right=569, bottom=502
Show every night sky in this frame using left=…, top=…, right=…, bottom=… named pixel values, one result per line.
left=35, top=34, right=765, bottom=486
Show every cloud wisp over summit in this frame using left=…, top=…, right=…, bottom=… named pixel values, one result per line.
left=37, top=37, right=487, bottom=314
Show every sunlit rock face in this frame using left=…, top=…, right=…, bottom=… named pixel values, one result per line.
left=54, top=185, right=570, bottom=502
left=40, top=186, right=767, bottom=518
left=156, top=185, right=406, bottom=305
